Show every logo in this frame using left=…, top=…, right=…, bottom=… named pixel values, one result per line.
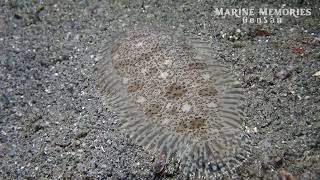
left=214, top=7, right=312, bottom=24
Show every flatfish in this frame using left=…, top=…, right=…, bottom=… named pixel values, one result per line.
left=96, top=27, right=251, bottom=179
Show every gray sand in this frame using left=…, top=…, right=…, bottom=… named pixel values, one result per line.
left=0, top=0, right=319, bottom=179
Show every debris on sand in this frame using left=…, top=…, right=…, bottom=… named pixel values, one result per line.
left=250, top=26, right=272, bottom=37
left=312, top=70, right=320, bottom=78
left=152, top=154, right=167, bottom=179
left=275, top=60, right=294, bottom=80
left=152, top=154, right=167, bottom=174
left=279, top=169, right=296, bottom=180
left=291, top=47, right=304, bottom=56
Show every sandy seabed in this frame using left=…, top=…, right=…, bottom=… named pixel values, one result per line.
left=0, top=0, right=319, bottom=179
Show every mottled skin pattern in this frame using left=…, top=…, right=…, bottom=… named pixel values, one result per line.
left=106, top=27, right=249, bottom=179
left=112, top=28, right=220, bottom=140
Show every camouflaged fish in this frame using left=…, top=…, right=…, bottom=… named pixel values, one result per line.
left=96, top=27, right=251, bottom=179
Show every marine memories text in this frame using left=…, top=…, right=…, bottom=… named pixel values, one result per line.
left=214, top=8, right=312, bottom=24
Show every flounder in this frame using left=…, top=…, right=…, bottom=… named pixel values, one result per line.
left=96, top=27, right=251, bottom=179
